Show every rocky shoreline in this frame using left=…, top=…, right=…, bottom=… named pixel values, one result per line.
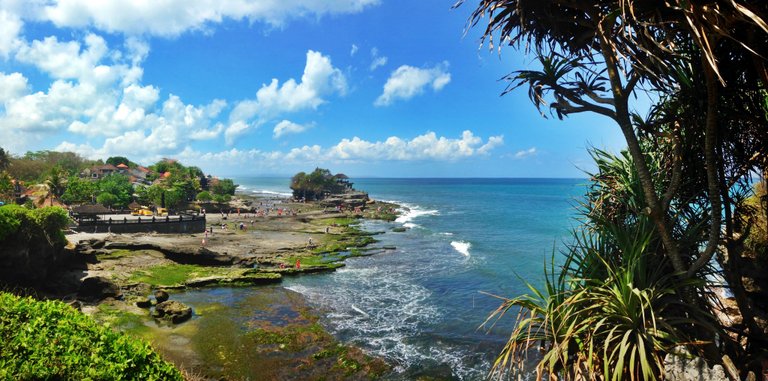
left=56, top=195, right=400, bottom=380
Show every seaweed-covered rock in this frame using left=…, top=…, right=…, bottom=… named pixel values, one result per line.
left=153, top=300, right=192, bottom=324
left=154, top=289, right=169, bottom=303
left=135, top=297, right=152, bottom=308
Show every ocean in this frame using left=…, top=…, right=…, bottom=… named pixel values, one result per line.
left=235, top=177, right=586, bottom=379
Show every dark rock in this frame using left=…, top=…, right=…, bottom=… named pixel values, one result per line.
left=67, top=300, right=82, bottom=311
left=78, top=276, right=122, bottom=301
left=154, top=289, right=169, bottom=303
left=104, top=242, right=234, bottom=266
left=153, top=300, right=192, bottom=324
left=135, top=297, right=152, bottom=308
left=391, top=227, right=407, bottom=232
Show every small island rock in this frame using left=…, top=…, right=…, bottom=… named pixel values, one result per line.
left=154, top=289, right=169, bottom=303
left=153, top=300, right=192, bottom=324
left=135, top=297, right=152, bottom=308
left=78, top=276, right=122, bottom=301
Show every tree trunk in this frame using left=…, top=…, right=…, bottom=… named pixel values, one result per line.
left=687, top=59, right=722, bottom=277
left=596, top=27, right=686, bottom=275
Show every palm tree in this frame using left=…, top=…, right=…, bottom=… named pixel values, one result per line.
left=44, top=166, right=68, bottom=206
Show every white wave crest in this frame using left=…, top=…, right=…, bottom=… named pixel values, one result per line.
left=250, top=189, right=292, bottom=197
left=450, top=241, right=471, bottom=257
left=395, top=203, right=439, bottom=225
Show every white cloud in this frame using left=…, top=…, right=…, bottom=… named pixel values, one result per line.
left=224, top=121, right=251, bottom=145
left=375, top=62, right=451, bottom=106
left=273, top=120, right=312, bottom=138
left=370, top=56, right=387, bottom=71
left=328, top=130, right=501, bottom=161
left=227, top=50, right=346, bottom=143
left=0, top=10, right=23, bottom=57
left=350, top=44, right=358, bottom=56
left=183, top=130, right=503, bottom=168
left=514, top=147, right=537, bottom=159
left=40, top=0, right=381, bottom=37
left=16, top=34, right=117, bottom=85
left=369, top=47, right=387, bottom=71
left=0, top=72, right=28, bottom=103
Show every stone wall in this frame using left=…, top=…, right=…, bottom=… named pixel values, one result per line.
left=75, top=215, right=206, bottom=234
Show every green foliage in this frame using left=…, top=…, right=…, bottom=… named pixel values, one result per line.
left=44, top=166, right=68, bottom=199
left=0, top=206, right=22, bottom=241
left=212, top=193, right=231, bottom=203
left=149, top=159, right=184, bottom=175
left=0, top=205, right=70, bottom=246
left=61, top=176, right=97, bottom=205
left=290, top=168, right=346, bottom=201
left=211, top=178, right=237, bottom=195
left=96, top=192, right=118, bottom=207
left=0, top=148, right=9, bottom=171
left=97, top=174, right=133, bottom=208
left=0, top=292, right=182, bottom=380
left=8, top=150, right=94, bottom=181
left=0, top=171, right=13, bottom=203
left=486, top=149, right=714, bottom=380
left=196, top=191, right=212, bottom=202
left=145, top=185, right=185, bottom=210
left=106, top=156, right=135, bottom=167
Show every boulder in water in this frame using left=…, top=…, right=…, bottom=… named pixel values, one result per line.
left=78, top=276, right=122, bottom=301
left=153, top=300, right=192, bottom=324
left=154, top=289, right=169, bottom=303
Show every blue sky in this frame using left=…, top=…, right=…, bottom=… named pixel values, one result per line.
left=0, top=0, right=629, bottom=177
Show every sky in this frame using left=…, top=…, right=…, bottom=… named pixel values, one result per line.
left=0, top=0, right=630, bottom=178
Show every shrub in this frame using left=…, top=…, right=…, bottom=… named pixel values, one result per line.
left=196, top=191, right=212, bottom=202
left=0, top=292, right=182, bottom=380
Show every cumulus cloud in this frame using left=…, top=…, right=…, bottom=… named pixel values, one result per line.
left=273, top=120, right=313, bottom=138
left=227, top=50, right=346, bottom=143
left=16, top=34, right=115, bottom=84
left=0, top=72, right=28, bottom=103
left=328, top=130, right=501, bottom=161
left=375, top=62, right=451, bottom=106
left=514, top=147, right=537, bottom=159
left=350, top=44, right=358, bottom=56
left=40, top=0, right=380, bottom=37
left=0, top=10, right=23, bottom=57
left=181, top=130, right=503, bottom=169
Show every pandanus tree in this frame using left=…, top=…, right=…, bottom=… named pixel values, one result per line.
left=458, top=0, right=768, bottom=377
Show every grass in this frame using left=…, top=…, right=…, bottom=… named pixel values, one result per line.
left=129, top=263, right=283, bottom=288
left=0, top=292, right=182, bottom=380
left=129, top=264, right=235, bottom=287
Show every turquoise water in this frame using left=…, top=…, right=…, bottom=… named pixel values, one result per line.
left=234, top=177, right=586, bottom=379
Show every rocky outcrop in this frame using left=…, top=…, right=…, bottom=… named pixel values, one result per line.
left=320, top=192, right=369, bottom=209
left=0, top=238, right=69, bottom=287
left=664, top=348, right=727, bottom=381
left=78, top=276, right=122, bottom=301
left=153, top=300, right=192, bottom=324
left=183, top=273, right=282, bottom=287
left=135, top=297, right=152, bottom=308
left=99, top=241, right=234, bottom=266
left=153, top=289, right=169, bottom=303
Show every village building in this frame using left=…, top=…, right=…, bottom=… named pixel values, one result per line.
left=80, top=164, right=119, bottom=180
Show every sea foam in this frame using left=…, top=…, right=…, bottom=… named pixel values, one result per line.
left=450, top=241, right=471, bottom=257
left=395, top=203, right=439, bottom=226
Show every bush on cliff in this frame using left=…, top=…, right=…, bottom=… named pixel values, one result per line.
left=0, top=292, right=182, bottom=380
left=0, top=205, right=71, bottom=285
